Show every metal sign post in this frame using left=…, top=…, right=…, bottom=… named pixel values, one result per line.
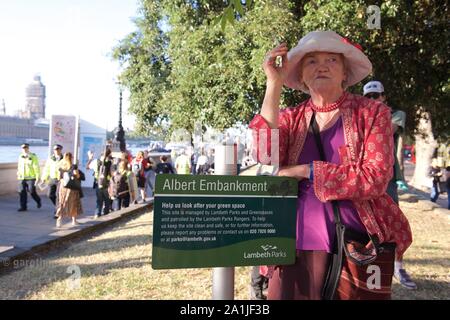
left=212, top=143, right=237, bottom=300
left=212, top=266, right=235, bottom=300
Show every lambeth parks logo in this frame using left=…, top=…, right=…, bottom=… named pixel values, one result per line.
left=243, top=244, right=287, bottom=259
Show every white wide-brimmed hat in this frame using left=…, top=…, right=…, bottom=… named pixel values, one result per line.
left=284, top=30, right=372, bottom=93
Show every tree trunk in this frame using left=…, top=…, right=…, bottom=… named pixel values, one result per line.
left=410, top=110, right=438, bottom=191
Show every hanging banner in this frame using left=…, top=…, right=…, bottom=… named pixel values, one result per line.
left=152, top=175, right=298, bottom=269
left=49, top=115, right=78, bottom=157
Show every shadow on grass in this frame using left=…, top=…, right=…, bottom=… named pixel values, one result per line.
left=1, top=232, right=155, bottom=300
left=392, top=278, right=450, bottom=300
left=113, top=221, right=153, bottom=232
left=57, top=234, right=153, bottom=259
left=404, top=187, right=448, bottom=208
left=1, top=255, right=154, bottom=299
left=406, top=256, right=450, bottom=268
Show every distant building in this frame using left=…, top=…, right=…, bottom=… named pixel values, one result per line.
left=20, top=75, right=46, bottom=119
left=0, top=75, right=49, bottom=145
left=0, top=116, right=49, bottom=144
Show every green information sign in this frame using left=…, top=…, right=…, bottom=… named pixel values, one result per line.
left=152, top=175, right=298, bottom=269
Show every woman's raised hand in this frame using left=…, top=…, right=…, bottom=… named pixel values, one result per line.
left=262, top=43, right=289, bottom=85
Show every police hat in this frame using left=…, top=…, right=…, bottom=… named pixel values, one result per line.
left=53, top=144, right=63, bottom=150
left=21, top=143, right=30, bottom=149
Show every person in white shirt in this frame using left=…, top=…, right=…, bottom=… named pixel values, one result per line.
left=196, top=150, right=210, bottom=175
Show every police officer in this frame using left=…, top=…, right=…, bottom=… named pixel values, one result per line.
left=41, top=144, right=63, bottom=217
left=17, top=143, right=41, bottom=211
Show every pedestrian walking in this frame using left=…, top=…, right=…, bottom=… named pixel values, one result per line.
left=175, top=149, right=191, bottom=174
left=131, top=151, right=150, bottom=203
left=155, top=155, right=175, bottom=174
left=92, top=148, right=113, bottom=218
left=196, top=150, right=210, bottom=175
left=144, top=151, right=155, bottom=197
left=429, top=158, right=442, bottom=203
left=446, top=166, right=450, bottom=210
left=41, top=144, right=63, bottom=218
left=235, top=137, right=245, bottom=175
left=109, top=160, right=131, bottom=210
left=17, top=143, right=41, bottom=211
left=55, top=152, right=84, bottom=227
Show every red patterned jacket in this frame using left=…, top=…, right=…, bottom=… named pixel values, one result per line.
left=249, top=93, right=412, bottom=258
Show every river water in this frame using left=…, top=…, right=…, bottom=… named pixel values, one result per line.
left=0, top=146, right=50, bottom=163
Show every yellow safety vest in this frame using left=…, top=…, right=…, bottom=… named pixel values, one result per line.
left=42, top=155, right=63, bottom=181
left=17, top=152, right=40, bottom=180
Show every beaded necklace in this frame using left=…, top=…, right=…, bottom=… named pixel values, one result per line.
left=309, top=92, right=347, bottom=112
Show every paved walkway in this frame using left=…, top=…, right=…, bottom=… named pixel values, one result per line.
left=0, top=188, right=152, bottom=269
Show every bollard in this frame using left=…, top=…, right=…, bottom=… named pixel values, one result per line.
left=211, top=143, right=236, bottom=300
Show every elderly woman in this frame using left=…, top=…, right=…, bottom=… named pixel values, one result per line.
left=250, top=31, right=412, bottom=300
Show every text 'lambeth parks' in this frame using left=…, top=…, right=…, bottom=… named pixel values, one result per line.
left=162, top=178, right=269, bottom=193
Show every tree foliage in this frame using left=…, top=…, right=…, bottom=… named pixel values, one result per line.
left=113, top=0, right=449, bottom=139
left=293, top=0, right=449, bottom=138
left=112, top=0, right=170, bottom=135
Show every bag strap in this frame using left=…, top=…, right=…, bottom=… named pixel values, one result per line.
left=309, top=113, right=345, bottom=300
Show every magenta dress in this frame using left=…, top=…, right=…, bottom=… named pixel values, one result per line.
left=296, top=118, right=366, bottom=252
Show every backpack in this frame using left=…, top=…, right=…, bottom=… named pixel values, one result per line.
left=132, top=161, right=142, bottom=176
left=156, top=163, right=173, bottom=174
left=197, top=163, right=210, bottom=175
left=97, top=158, right=112, bottom=188
left=109, top=171, right=128, bottom=197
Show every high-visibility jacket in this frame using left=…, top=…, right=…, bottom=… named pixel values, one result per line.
left=42, top=155, right=63, bottom=181
left=94, top=156, right=113, bottom=188
left=175, top=155, right=191, bottom=174
left=17, top=152, right=40, bottom=180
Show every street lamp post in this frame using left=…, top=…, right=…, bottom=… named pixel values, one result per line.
left=115, top=84, right=126, bottom=152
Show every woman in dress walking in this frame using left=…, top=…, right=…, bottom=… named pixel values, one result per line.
left=56, top=152, right=84, bottom=227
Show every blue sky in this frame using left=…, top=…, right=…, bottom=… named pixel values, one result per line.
left=0, top=0, right=140, bottom=130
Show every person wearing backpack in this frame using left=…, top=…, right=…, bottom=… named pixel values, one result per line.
left=155, top=155, right=175, bottom=174
left=132, top=151, right=150, bottom=203
left=109, top=160, right=130, bottom=210
left=144, top=151, right=155, bottom=197
left=93, top=148, right=113, bottom=218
